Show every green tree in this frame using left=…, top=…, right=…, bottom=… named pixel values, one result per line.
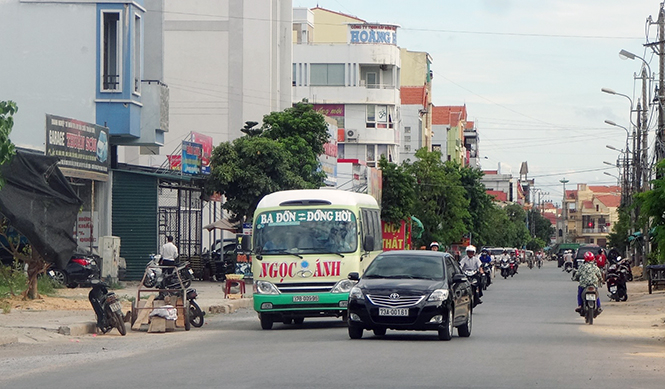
left=0, top=101, right=17, bottom=188
left=407, top=149, right=469, bottom=247
left=607, top=205, right=630, bottom=257
left=501, top=203, right=530, bottom=248
left=378, top=156, right=416, bottom=223
left=634, top=160, right=665, bottom=264
left=528, top=209, right=555, bottom=244
left=459, top=165, right=494, bottom=248
left=261, top=102, right=330, bottom=187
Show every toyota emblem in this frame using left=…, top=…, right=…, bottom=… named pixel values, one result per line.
left=389, top=293, right=400, bottom=300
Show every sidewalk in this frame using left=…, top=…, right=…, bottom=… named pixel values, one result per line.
left=0, top=280, right=253, bottom=345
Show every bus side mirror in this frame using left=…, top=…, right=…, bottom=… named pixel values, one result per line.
left=363, top=236, right=374, bottom=252
left=348, top=272, right=360, bottom=281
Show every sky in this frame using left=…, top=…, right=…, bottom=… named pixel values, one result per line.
left=294, top=0, right=664, bottom=205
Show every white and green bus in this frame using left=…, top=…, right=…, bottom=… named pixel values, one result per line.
left=250, top=189, right=383, bottom=329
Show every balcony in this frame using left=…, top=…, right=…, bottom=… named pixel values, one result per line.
left=582, top=226, right=610, bottom=234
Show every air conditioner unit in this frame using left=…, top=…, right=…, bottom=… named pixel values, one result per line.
left=346, top=130, right=358, bottom=142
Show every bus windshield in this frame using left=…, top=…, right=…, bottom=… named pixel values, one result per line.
left=254, top=208, right=358, bottom=255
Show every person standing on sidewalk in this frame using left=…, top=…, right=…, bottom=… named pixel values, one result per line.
left=161, top=235, right=178, bottom=267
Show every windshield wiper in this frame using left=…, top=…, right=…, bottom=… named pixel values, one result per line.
left=380, top=275, right=416, bottom=279
left=261, top=249, right=303, bottom=259
left=323, top=251, right=345, bottom=258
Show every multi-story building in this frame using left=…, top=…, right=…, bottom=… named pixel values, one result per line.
left=464, top=121, right=480, bottom=168
left=432, top=105, right=467, bottom=163
left=0, top=0, right=166, bottom=251
left=399, top=49, right=433, bottom=163
left=481, top=167, right=517, bottom=203
left=292, top=7, right=401, bottom=167
left=562, top=184, right=621, bottom=247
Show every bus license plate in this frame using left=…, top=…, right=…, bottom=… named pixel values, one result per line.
left=293, top=295, right=319, bottom=303
left=379, top=308, right=409, bottom=316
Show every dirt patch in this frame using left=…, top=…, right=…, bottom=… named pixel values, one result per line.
left=1, top=287, right=133, bottom=312
left=580, top=280, right=665, bottom=351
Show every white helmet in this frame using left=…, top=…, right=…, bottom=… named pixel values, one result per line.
left=430, top=241, right=439, bottom=248
left=466, top=245, right=476, bottom=253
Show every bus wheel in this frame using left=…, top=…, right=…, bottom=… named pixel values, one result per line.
left=260, top=313, right=274, bottom=330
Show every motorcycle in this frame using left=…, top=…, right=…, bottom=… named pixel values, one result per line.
left=143, top=254, right=194, bottom=290
left=88, top=279, right=126, bottom=335
left=563, top=261, right=573, bottom=273
left=187, top=288, right=205, bottom=327
left=500, top=259, right=511, bottom=279
left=509, top=259, right=518, bottom=277
left=580, top=285, right=600, bottom=325
left=480, top=262, right=493, bottom=290
left=606, top=260, right=629, bottom=302
left=463, top=269, right=482, bottom=307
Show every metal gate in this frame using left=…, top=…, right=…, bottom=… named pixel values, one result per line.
left=158, top=181, right=202, bottom=259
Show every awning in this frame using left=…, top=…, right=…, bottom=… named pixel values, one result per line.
left=203, top=218, right=238, bottom=232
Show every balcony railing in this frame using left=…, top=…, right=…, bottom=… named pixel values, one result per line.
left=582, top=227, right=609, bottom=234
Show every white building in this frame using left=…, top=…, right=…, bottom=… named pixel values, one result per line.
left=123, top=0, right=293, bottom=167
left=292, top=7, right=401, bottom=168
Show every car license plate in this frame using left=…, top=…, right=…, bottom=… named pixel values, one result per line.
left=48, top=270, right=55, bottom=277
left=379, top=308, right=409, bottom=316
left=110, top=301, right=122, bottom=312
left=585, top=294, right=596, bottom=301
left=610, top=286, right=617, bottom=292
left=293, top=295, right=319, bottom=302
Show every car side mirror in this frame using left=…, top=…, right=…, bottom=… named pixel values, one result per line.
left=452, top=274, right=467, bottom=283
left=348, top=272, right=360, bottom=281
left=363, top=236, right=374, bottom=252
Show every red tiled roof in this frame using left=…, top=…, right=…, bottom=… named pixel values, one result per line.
left=465, top=121, right=474, bottom=130
left=483, top=170, right=498, bottom=175
left=596, top=194, right=621, bottom=208
left=311, top=7, right=365, bottom=22
left=583, top=200, right=594, bottom=209
left=588, top=185, right=621, bottom=194
left=566, top=190, right=577, bottom=199
left=400, top=86, right=427, bottom=106
left=432, top=105, right=467, bottom=126
left=486, top=190, right=507, bottom=202
left=543, top=212, right=557, bottom=225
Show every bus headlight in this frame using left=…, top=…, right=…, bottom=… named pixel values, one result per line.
left=348, top=286, right=364, bottom=300
left=254, top=280, right=280, bottom=295
left=331, top=279, right=356, bottom=293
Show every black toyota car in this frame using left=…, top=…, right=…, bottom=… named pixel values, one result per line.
left=347, top=250, right=474, bottom=340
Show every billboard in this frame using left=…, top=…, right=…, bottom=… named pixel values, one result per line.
left=182, top=141, right=202, bottom=174
left=45, top=114, right=109, bottom=176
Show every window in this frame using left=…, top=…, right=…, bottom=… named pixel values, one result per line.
left=404, top=135, right=411, bottom=142
left=366, top=105, right=376, bottom=125
left=310, top=64, right=345, bottom=86
left=366, top=145, right=375, bottom=162
left=404, top=145, right=411, bottom=152
left=378, top=145, right=387, bottom=159
left=133, top=14, right=141, bottom=94
left=366, top=105, right=390, bottom=128
left=292, top=63, right=296, bottom=86
left=366, top=72, right=377, bottom=88
left=361, top=208, right=382, bottom=251
left=404, top=126, right=411, bottom=133
left=102, top=11, right=121, bottom=91
left=432, top=144, right=441, bottom=152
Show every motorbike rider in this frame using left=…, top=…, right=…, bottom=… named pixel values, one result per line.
left=563, top=250, right=574, bottom=271
left=460, top=245, right=484, bottom=304
left=572, top=251, right=603, bottom=314
left=479, top=249, right=493, bottom=279
left=430, top=241, right=440, bottom=251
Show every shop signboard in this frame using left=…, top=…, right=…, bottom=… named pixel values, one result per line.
left=181, top=141, right=202, bottom=174
left=192, top=132, right=213, bottom=174
left=382, top=220, right=407, bottom=251
left=45, top=114, right=109, bottom=177
left=348, top=23, right=398, bottom=45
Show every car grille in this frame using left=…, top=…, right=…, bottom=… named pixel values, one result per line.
left=366, top=294, right=426, bottom=308
left=276, top=282, right=336, bottom=294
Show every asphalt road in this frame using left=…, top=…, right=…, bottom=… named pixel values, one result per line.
left=0, top=261, right=662, bottom=388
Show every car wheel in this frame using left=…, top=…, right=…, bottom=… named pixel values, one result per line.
left=457, top=309, right=472, bottom=337
left=372, top=327, right=386, bottom=337
left=260, top=313, right=274, bottom=330
left=49, top=269, right=67, bottom=286
left=348, top=323, right=363, bottom=339
left=438, top=308, right=453, bottom=341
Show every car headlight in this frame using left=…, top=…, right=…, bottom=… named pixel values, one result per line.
left=254, top=280, right=280, bottom=295
left=331, top=279, right=356, bottom=293
left=428, top=289, right=449, bottom=302
left=348, top=286, right=364, bottom=300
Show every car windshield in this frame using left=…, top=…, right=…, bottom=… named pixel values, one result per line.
left=254, top=208, right=358, bottom=255
left=363, top=255, right=444, bottom=280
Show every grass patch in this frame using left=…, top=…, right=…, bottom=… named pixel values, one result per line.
left=37, top=274, right=62, bottom=296
left=0, top=299, right=10, bottom=314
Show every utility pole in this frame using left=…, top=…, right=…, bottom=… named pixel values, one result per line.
left=657, top=4, right=665, bottom=162
left=560, top=178, right=569, bottom=243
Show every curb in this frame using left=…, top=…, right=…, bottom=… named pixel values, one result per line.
left=0, top=336, right=19, bottom=346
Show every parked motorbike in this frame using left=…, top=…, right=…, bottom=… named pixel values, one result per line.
left=580, top=285, right=601, bottom=325
left=88, top=279, right=126, bottom=335
left=143, top=254, right=194, bottom=290
left=563, top=261, right=573, bottom=273
left=607, top=260, right=629, bottom=302
left=480, top=262, right=493, bottom=290
left=187, top=288, right=205, bottom=327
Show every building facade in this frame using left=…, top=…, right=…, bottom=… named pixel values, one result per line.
left=292, top=7, right=401, bottom=167
left=562, top=184, right=621, bottom=247
left=399, top=49, right=433, bottom=163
